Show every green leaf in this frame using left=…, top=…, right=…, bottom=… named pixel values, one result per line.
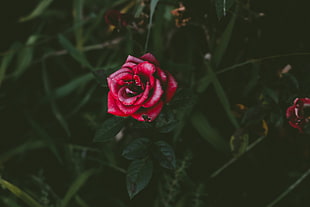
left=1, top=197, right=23, bottom=207
left=263, top=87, right=279, bottom=104
left=207, top=63, right=239, bottom=128
left=122, top=138, right=151, bottom=160
left=53, top=73, right=93, bottom=99
left=26, top=116, right=63, bottom=163
left=19, top=0, right=54, bottom=22
left=58, top=34, right=92, bottom=69
left=93, top=116, right=125, bottom=142
left=68, top=85, right=97, bottom=116
left=0, top=178, right=43, bottom=207
left=169, top=88, right=197, bottom=110
left=196, top=75, right=213, bottom=93
left=230, top=128, right=249, bottom=157
left=73, top=0, right=84, bottom=49
left=42, top=63, right=71, bottom=136
left=13, top=35, right=39, bottom=79
left=144, top=0, right=159, bottom=51
left=60, top=169, right=97, bottom=207
left=0, top=43, right=22, bottom=85
left=215, top=0, right=235, bottom=19
left=126, top=159, right=153, bottom=199
left=92, top=70, right=107, bottom=87
left=153, top=141, right=176, bottom=170
left=155, top=109, right=179, bottom=133
left=0, top=140, right=46, bottom=166
left=191, top=112, right=229, bottom=153
left=212, top=8, right=237, bottom=68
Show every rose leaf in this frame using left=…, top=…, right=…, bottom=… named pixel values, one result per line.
left=93, top=116, right=125, bottom=142
left=153, top=141, right=176, bottom=170
left=122, top=138, right=151, bottom=160
left=126, top=159, right=153, bottom=199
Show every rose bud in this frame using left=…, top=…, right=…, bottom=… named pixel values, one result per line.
left=107, top=53, right=178, bottom=122
left=286, top=98, right=310, bottom=132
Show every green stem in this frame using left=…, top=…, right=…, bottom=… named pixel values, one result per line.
left=210, top=135, right=266, bottom=178
left=217, top=52, right=310, bottom=75
left=0, top=178, right=44, bottom=207
left=265, top=166, right=310, bottom=207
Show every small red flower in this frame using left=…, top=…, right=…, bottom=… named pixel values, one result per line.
left=107, top=53, right=178, bottom=122
left=286, top=98, right=310, bottom=132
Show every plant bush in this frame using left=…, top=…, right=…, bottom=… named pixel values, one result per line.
left=1, top=0, right=310, bottom=206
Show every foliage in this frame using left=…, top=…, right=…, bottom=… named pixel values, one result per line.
left=1, top=0, right=310, bottom=206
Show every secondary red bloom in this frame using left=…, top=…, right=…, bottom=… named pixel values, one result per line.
left=286, top=98, right=310, bottom=132
left=107, top=53, right=178, bottom=122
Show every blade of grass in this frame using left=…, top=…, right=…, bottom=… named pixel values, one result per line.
left=26, top=116, right=63, bottom=163
left=73, top=0, right=84, bottom=50
left=212, top=7, right=238, bottom=68
left=19, top=0, right=54, bottom=22
left=210, top=135, right=266, bottom=178
left=12, top=35, right=39, bottom=79
left=53, top=73, right=93, bottom=99
left=191, top=112, right=230, bottom=153
left=58, top=34, right=93, bottom=70
left=60, top=169, right=98, bottom=207
left=215, top=0, right=235, bottom=19
left=0, top=42, right=22, bottom=86
left=207, top=62, right=239, bottom=128
left=67, top=84, right=97, bottom=117
left=74, top=195, right=90, bottom=207
left=0, top=178, right=44, bottom=207
left=266, top=166, right=310, bottom=207
left=144, top=0, right=159, bottom=52
left=1, top=197, right=23, bottom=207
left=42, top=61, right=71, bottom=136
left=0, top=140, right=46, bottom=166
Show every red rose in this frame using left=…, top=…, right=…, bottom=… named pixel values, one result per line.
left=107, top=53, right=178, bottom=122
left=286, top=98, right=310, bottom=132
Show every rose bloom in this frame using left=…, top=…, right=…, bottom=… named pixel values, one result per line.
left=107, top=53, right=177, bottom=122
left=286, top=98, right=310, bottom=132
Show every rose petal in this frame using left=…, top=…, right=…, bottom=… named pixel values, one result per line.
left=134, top=62, right=156, bottom=87
left=131, top=101, right=164, bottom=122
left=165, top=72, right=178, bottom=103
left=107, top=72, right=133, bottom=97
left=107, top=92, right=127, bottom=116
left=143, top=79, right=163, bottom=108
left=126, top=55, right=144, bottom=64
left=118, top=86, right=141, bottom=105
left=140, top=53, right=160, bottom=66
left=108, top=68, right=132, bottom=79
left=134, top=82, right=151, bottom=105
left=294, top=98, right=310, bottom=106
left=115, top=97, right=141, bottom=115
left=286, top=105, right=295, bottom=119
left=134, top=62, right=156, bottom=76
left=156, top=67, right=167, bottom=83
left=286, top=101, right=305, bottom=132
left=122, top=62, right=137, bottom=70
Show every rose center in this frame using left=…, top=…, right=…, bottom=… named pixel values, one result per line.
left=304, top=107, right=310, bottom=118
left=125, top=85, right=143, bottom=97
